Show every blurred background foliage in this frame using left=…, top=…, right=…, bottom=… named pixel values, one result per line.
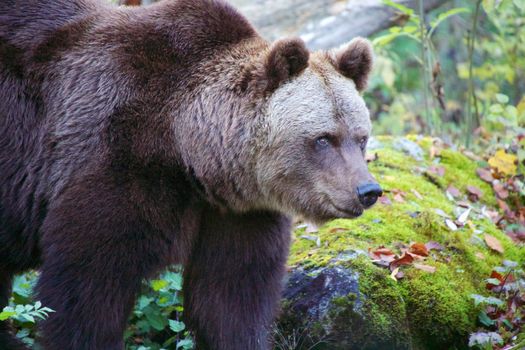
left=367, top=0, right=525, bottom=152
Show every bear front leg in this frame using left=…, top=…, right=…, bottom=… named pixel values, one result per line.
left=35, top=180, right=175, bottom=350
left=184, top=208, right=291, bottom=350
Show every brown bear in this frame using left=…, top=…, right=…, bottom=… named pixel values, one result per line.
left=0, top=0, right=381, bottom=349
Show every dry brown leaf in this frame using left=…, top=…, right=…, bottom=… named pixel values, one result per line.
left=409, top=242, right=429, bottom=257
left=466, top=185, right=483, bottom=202
left=493, top=182, right=509, bottom=199
left=425, top=241, right=444, bottom=251
left=414, top=263, right=436, bottom=273
left=484, top=234, right=504, bottom=254
left=476, top=168, right=494, bottom=183
left=446, top=185, right=461, bottom=198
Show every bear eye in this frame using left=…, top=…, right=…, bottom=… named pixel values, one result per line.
left=359, top=137, right=368, bottom=151
left=315, top=136, right=331, bottom=149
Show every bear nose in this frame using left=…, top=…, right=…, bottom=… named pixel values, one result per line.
left=356, top=183, right=382, bottom=208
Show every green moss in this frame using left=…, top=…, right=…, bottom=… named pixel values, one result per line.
left=288, top=137, right=525, bottom=347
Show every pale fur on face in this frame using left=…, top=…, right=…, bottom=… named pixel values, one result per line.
left=255, top=55, right=373, bottom=223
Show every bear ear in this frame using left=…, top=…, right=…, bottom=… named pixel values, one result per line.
left=330, top=37, right=373, bottom=92
left=260, top=38, right=309, bottom=92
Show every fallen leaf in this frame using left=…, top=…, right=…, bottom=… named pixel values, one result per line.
left=445, top=218, right=458, bottom=231
left=410, top=189, right=423, bottom=200
left=301, top=235, right=321, bottom=247
left=486, top=270, right=504, bottom=290
left=488, top=149, right=517, bottom=176
left=457, top=208, right=472, bottom=225
left=484, top=234, right=504, bottom=254
left=305, top=223, right=319, bottom=233
left=414, top=263, right=436, bottom=273
left=428, top=165, right=445, bottom=177
left=476, top=168, right=494, bottom=183
left=492, top=182, right=509, bottom=199
left=409, top=242, right=429, bottom=257
left=457, top=200, right=471, bottom=208
left=425, top=241, right=444, bottom=251
left=435, top=208, right=451, bottom=218
left=378, top=195, right=392, bottom=205
left=390, top=267, right=400, bottom=281
left=390, top=252, right=414, bottom=270
left=446, top=185, right=461, bottom=197
left=392, top=189, right=407, bottom=203
left=466, top=185, right=483, bottom=202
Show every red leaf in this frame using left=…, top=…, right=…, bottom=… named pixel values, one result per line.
left=409, top=242, right=429, bottom=257
left=389, top=252, right=414, bottom=271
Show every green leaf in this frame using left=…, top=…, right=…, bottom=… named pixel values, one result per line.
left=485, top=278, right=501, bottom=285
left=176, top=338, right=194, bottom=350
left=151, top=280, right=168, bottom=292
left=514, top=0, right=525, bottom=11
left=144, top=306, right=167, bottom=331
left=373, top=31, right=420, bottom=47
left=429, top=8, right=469, bottom=36
left=478, top=311, right=495, bottom=327
left=496, top=93, right=509, bottom=104
left=502, top=319, right=513, bottom=329
left=382, top=0, right=414, bottom=15
left=169, top=319, right=186, bottom=333
left=163, top=271, right=183, bottom=291
left=0, top=311, right=16, bottom=321
left=22, top=314, right=35, bottom=323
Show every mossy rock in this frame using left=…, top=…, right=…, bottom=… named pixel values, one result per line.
left=276, top=136, right=525, bottom=350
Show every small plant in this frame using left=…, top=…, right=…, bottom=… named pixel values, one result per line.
left=0, top=301, right=54, bottom=347
left=373, top=0, right=468, bottom=135
left=468, top=261, right=525, bottom=349
left=125, top=267, right=194, bottom=350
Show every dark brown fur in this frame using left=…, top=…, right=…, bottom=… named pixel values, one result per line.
left=332, top=37, right=373, bottom=91
left=0, top=0, right=303, bottom=349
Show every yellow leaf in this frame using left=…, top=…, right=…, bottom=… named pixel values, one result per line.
left=488, top=149, right=517, bottom=176
left=390, top=267, right=400, bottom=282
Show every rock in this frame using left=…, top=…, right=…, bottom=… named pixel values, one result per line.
left=393, top=138, right=425, bottom=161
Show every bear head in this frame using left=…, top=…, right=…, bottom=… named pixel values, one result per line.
left=251, top=37, right=381, bottom=223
